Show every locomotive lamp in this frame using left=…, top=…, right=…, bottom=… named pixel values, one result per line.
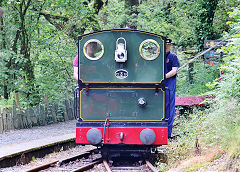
left=115, top=37, right=127, bottom=62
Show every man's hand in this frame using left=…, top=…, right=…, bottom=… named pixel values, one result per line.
left=166, top=67, right=178, bottom=79
left=73, top=67, right=78, bottom=80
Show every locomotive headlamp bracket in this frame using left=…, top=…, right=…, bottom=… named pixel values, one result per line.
left=115, top=37, right=127, bottom=62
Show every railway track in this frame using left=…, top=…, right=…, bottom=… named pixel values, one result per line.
left=25, top=147, right=100, bottom=172
left=24, top=148, right=159, bottom=172
left=101, top=159, right=158, bottom=172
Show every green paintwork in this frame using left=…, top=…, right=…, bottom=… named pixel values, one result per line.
left=80, top=88, right=164, bottom=121
left=78, top=30, right=166, bottom=121
left=79, top=30, right=165, bottom=83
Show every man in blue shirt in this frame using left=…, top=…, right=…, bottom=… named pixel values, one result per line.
left=165, top=38, right=180, bottom=138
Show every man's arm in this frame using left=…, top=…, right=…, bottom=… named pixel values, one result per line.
left=73, top=67, right=78, bottom=80
left=166, top=67, right=178, bottom=79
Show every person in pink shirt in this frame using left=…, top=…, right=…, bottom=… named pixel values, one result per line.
left=73, top=55, right=78, bottom=80
left=73, top=42, right=98, bottom=80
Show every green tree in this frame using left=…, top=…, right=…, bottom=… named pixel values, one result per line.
left=0, top=0, right=105, bottom=107
left=195, top=0, right=220, bottom=51
left=0, top=0, right=45, bottom=104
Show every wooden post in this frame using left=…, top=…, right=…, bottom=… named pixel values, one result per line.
left=14, top=91, right=20, bottom=107
left=45, top=105, right=51, bottom=124
left=65, top=99, right=70, bottom=121
left=0, top=108, right=3, bottom=133
left=18, top=110, right=25, bottom=129
left=12, top=105, right=20, bottom=129
left=25, top=109, right=32, bottom=128
left=0, top=97, right=78, bottom=133
left=183, top=50, right=197, bottom=84
left=68, top=99, right=74, bottom=120
left=40, top=105, right=46, bottom=126
left=62, top=101, right=69, bottom=121
left=48, top=104, right=57, bottom=123
left=188, top=60, right=194, bottom=84
left=29, top=108, right=38, bottom=126
left=2, top=108, right=8, bottom=132
left=7, top=107, right=14, bottom=130
left=34, top=106, right=40, bottom=126
left=21, top=110, right=28, bottom=128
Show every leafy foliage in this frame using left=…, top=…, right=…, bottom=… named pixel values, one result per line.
left=0, top=0, right=98, bottom=107
left=97, top=0, right=127, bottom=29
left=176, top=54, right=219, bottom=96
left=167, top=8, right=240, bottom=168
left=204, top=8, right=240, bottom=153
left=0, top=0, right=240, bottom=109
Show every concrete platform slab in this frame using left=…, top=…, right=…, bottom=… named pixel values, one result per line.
left=0, top=133, right=75, bottom=161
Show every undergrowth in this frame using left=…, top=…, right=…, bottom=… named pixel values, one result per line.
left=164, top=99, right=239, bottom=171
left=166, top=108, right=207, bottom=165
left=161, top=7, right=240, bottom=171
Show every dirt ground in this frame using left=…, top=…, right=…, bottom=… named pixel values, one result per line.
left=167, top=147, right=240, bottom=172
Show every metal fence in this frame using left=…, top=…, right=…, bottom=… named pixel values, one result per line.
left=0, top=99, right=74, bottom=133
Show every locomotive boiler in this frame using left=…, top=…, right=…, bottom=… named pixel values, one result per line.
left=74, top=28, right=168, bottom=159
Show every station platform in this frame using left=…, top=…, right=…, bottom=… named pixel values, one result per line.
left=0, top=133, right=75, bottom=161
left=0, top=120, right=76, bottom=168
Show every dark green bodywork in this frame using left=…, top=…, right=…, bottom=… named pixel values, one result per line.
left=80, top=88, right=164, bottom=121
left=79, top=30, right=165, bottom=83
left=78, top=29, right=166, bottom=121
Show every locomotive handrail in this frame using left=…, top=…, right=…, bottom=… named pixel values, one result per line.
left=74, top=86, right=80, bottom=120
left=102, top=118, right=109, bottom=145
left=164, top=87, right=171, bottom=121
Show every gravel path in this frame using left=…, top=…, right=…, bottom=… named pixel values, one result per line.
left=0, top=120, right=76, bottom=147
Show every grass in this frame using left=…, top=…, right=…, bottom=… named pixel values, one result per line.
left=161, top=99, right=239, bottom=171
left=183, top=162, right=213, bottom=172
left=163, top=20, right=240, bottom=171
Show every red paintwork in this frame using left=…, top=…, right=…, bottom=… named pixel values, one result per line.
left=175, top=96, right=206, bottom=106
left=76, top=127, right=168, bottom=145
left=175, top=96, right=215, bottom=107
